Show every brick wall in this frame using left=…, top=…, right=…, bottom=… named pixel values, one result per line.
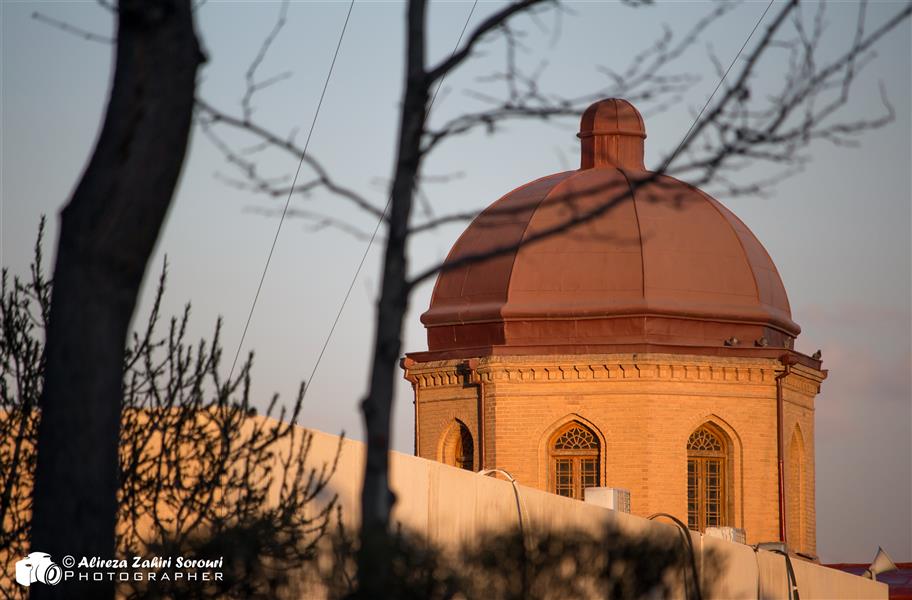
left=405, top=353, right=825, bottom=552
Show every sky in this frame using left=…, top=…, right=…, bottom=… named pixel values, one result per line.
left=1, top=0, right=909, bottom=564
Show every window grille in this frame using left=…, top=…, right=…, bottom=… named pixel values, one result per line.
left=551, top=423, right=600, bottom=500
left=686, top=425, right=728, bottom=531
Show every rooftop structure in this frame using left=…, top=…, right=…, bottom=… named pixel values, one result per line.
left=419, top=98, right=800, bottom=361
left=404, top=98, right=826, bottom=555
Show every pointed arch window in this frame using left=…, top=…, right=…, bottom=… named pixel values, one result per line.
left=687, top=425, right=728, bottom=531
left=441, top=421, right=474, bottom=471
left=788, top=427, right=806, bottom=551
left=550, top=423, right=600, bottom=500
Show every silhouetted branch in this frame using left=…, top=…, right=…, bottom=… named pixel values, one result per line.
left=426, top=0, right=554, bottom=83
left=242, top=0, right=291, bottom=122
left=420, top=3, right=730, bottom=157
left=32, top=11, right=113, bottom=44
left=196, top=99, right=385, bottom=221
left=245, top=206, right=376, bottom=242
left=666, top=1, right=908, bottom=191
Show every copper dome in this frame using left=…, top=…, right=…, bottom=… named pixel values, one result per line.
left=419, top=99, right=800, bottom=359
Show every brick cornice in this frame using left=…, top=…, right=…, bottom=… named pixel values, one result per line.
left=403, top=353, right=799, bottom=389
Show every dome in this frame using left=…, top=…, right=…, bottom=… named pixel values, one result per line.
left=419, top=99, right=799, bottom=359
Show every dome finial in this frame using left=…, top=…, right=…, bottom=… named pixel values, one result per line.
left=577, top=98, right=646, bottom=171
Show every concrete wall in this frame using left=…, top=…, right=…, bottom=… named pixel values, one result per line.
left=303, top=427, right=884, bottom=599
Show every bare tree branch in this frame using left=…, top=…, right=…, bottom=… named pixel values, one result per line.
left=32, top=11, right=113, bottom=44
left=426, top=0, right=553, bottom=83
left=420, top=4, right=729, bottom=156
left=241, top=0, right=291, bottom=122
left=196, top=100, right=386, bottom=220
left=245, top=206, right=376, bottom=242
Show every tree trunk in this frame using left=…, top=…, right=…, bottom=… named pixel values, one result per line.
left=30, top=1, right=202, bottom=598
left=356, top=0, right=428, bottom=595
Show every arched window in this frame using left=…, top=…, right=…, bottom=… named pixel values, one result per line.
left=788, top=427, right=806, bottom=551
left=441, top=421, right=474, bottom=471
left=686, top=425, right=728, bottom=531
left=550, top=423, right=600, bottom=500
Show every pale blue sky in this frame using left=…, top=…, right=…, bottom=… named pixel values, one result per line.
left=2, top=0, right=909, bottom=563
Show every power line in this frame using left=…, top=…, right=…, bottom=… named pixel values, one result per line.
left=228, top=0, right=356, bottom=383
left=299, top=0, right=479, bottom=399
left=669, top=0, right=775, bottom=163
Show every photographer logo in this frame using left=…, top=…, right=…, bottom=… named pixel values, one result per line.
left=15, top=552, right=62, bottom=587
left=12, top=552, right=223, bottom=585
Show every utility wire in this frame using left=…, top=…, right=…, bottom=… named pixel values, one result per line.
left=228, top=0, right=356, bottom=382
left=299, top=0, right=479, bottom=399
left=667, top=0, right=775, bottom=163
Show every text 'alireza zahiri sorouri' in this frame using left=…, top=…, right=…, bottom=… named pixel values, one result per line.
left=60, top=555, right=225, bottom=584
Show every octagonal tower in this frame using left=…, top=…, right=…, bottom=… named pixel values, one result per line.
left=402, top=99, right=825, bottom=555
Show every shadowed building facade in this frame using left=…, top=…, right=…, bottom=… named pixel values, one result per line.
left=402, top=99, right=825, bottom=555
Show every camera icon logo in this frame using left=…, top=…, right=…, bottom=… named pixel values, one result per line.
left=15, top=552, right=62, bottom=587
